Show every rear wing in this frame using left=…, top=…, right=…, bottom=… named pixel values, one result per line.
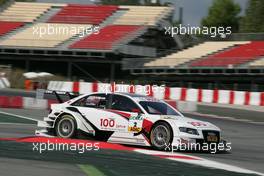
left=37, top=89, right=79, bottom=103
left=46, top=90, right=79, bottom=103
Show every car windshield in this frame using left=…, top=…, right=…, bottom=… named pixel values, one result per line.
left=139, top=101, right=181, bottom=116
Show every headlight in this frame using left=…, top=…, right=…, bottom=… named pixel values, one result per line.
left=179, top=127, right=199, bottom=135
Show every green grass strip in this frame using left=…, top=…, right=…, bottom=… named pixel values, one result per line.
left=78, top=164, right=106, bottom=176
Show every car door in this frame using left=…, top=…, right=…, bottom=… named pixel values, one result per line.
left=70, top=93, right=115, bottom=131
left=108, top=94, right=144, bottom=133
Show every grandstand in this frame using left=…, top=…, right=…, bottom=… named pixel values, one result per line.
left=190, top=41, right=264, bottom=67
left=70, top=25, right=146, bottom=50
left=0, top=2, right=175, bottom=78
left=48, top=4, right=119, bottom=25
left=250, top=57, right=264, bottom=67
left=0, top=21, right=24, bottom=36
left=113, top=6, right=171, bottom=26
left=0, top=23, right=91, bottom=47
left=0, top=2, right=66, bottom=22
left=0, top=2, right=264, bottom=91
left=144, top=41, right=250, bottom=67
left=124, top=40, right=264, bottom=70
left=0, top=2, right=173, bottom=51
left=142, top=41, right=264, bottom=68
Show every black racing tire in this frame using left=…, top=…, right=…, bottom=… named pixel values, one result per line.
left=150, top=121, right=173, bottom=150
left=55, top=114, right=77, bottom=138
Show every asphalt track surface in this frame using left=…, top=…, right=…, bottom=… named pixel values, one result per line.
left=0, top=108, right=263, bottom=176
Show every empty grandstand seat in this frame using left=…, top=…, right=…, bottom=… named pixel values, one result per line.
left=249, top=57, right=264, bottom=67
left=0, top=21, right=24, bottom=36
left=113, top=6, right=172, bottom=26
left=70, top=25, right=141, bottom=50
left=190, top=41, right=264, bottom=67
left=0, top=2, right=60, bottom=22
left=0, top=23, right=91, bottom=48
left=145, top=41, right=249, bottom=67
left=48, top=4, right=119, bottom=25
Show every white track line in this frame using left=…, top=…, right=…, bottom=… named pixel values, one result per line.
left=168, top=157, right=264, bottom=176
left=228, top=118, right=253, bottom=122
left=187, top=112, right=263, bottom=124
left=135, top=149, right=264, bottom=176
left=249, top=122, right=264, bottom=125
left=0, top=122, right=36, bottom=126
left=0, top=110, right=39, bottom=122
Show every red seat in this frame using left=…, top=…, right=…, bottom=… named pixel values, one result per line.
left=190, top=41, right=264, bottom=67
left=48, top=5, right=119, bottom=25
left=0, top=21, right=24, bottom=36
left=70, top=25, right=141, bottom=50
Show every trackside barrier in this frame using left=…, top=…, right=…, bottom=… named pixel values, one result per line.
left=0, top=77, right=10, bottom=89
left=176, top=101, right=197, bottom=112
left=0, top=96, right=58, bottom=110
left=47, top=81, right=74, bottom=92
left=0, top=96, right=186, bottom=111
left=0, top=95, right=184, bottom=111
left=48, top=81, right=264, bottom=106
left=0, top=96, right=23, bottom=108
left=22, top=97, right=48, bottom=109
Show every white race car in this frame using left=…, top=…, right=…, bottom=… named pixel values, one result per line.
left=36, top=92, right=224, bottom=151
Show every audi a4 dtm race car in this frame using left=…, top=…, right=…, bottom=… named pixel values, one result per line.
left=36, top=92, right=225, bottom=151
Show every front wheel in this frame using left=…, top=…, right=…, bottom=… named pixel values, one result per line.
left=55, top=115, right=76, bottom=138
left=150, top=122, right=173, bottom=150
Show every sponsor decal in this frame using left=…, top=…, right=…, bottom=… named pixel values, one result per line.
left=130, top=114, right=143, bottom=120
left=128, top=121, right=142, bottom=132
left=116, top=124, right=126, bottom=129
left=128, top=126, right=142, bottom=132
left=100, top=118, right=126, bottom=132
left=188, top=122, right=207, bottom=127
left=100, top=118, right=115, bottom=128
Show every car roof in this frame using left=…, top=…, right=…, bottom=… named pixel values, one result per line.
left=89, top=92, right=161, bottom=101
left=115, top=92, right=148, bottom=98
left=114, top=92, right=162, bottom=102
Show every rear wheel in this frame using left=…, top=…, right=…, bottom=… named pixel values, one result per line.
left=56, top=115, right=76, bottom=138
left=150, top=122, right=173, bottom=150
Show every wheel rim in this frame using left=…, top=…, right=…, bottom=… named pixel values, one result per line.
left=57, top=117, right=75, bottom=138
left=151, top=125, right=170, bottom=148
